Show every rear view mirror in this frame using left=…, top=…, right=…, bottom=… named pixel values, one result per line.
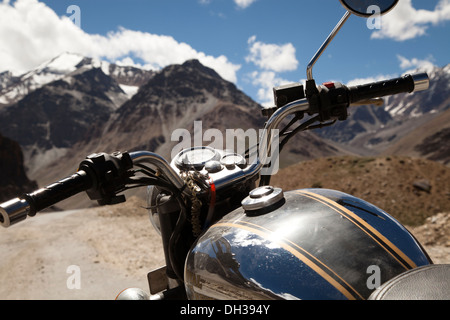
left=339, top=0, right=399, bottom=17
left=307, top=0, right=399, bottom=81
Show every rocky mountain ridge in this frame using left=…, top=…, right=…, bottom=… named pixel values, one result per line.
left=0, top=52, right=155, bottom=107
left=315, top=64, right=450, bottom=162
left=0, top=54, right=448, bottom=208
left=0, top=55, right=345, bottom=191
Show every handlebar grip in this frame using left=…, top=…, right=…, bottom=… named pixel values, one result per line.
left=24, top=170, right=93, bottom=214
left=348, top=73, right=429, bottom=104
left=0, top=170, right=92, bottom=227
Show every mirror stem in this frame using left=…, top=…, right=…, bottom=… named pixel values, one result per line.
left=307, top=11, right=351, bottom=80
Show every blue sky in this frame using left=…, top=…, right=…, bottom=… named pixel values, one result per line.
left=1, top=0, right=449, bottom=106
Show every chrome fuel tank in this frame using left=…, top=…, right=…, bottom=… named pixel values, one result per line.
left=184, top=188, right=431, bottom=300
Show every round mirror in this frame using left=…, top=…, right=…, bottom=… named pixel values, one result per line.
left=339, top=0, right=399, bottom=17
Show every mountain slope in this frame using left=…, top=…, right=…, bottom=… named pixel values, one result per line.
left=315, top=64, right=450, bottom=161
left=385, top=64, right=450, bottom=119
left=70, top=59, right=344, bottom=164
left=383, top=108, right=450, bottom=164
left=0, top=67, right=125, bottom=176
left=0, top=52, right=155, bottom=107
left=4, top=55, right=448, bottom=213
left=271, top=155, right=450, bottom=226
left=23, top=59, right=345, bottom=211
left=106, top=59, right=264, bottom=152
left=0, top=133, right=37, bottom=202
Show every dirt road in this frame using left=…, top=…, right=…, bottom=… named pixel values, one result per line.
left=0, top=197, right=165, bottom=300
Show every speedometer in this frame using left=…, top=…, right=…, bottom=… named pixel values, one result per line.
left=174, top=146, right=221, bottom=170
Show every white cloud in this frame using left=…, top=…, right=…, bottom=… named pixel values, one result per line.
left=0, top=0, right=240, bottom=83
left=397, top=55, right=436, bottom=74
left=198, top=0, right=256, bottom=10
left=371, top=0, right=450, bottom=41
left=245, top=36, right=299, bottom=105
left=234, top=0, right=258, bottom=9
left=246, top=36, right=298, bottom=72
left=345, top=55, right=437, bottom=87
left=249, top=71, right=299, bottom=107
left=345, top=74, right=397, bottom=87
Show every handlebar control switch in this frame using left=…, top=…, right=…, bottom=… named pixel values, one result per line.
left=263, top=82, right=306, bottom=118
left=79, top=151, right=133, bottom=205
left=309, top=81, right=349, bottom=122
left=273, top=83, right=305, bottom=109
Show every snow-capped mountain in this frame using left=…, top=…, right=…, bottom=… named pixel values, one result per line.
left=0, top=56, right=345, bottom=193
left=0, top=71, right=18, bottom=92
left=315, top=64, right=450, bottom=157
left=0, top=67, right=124, bottom=176
left=0, top=52, right=155, bottom=107
left=0, top=53, right=152, bottom=176
left=0, top=54, right=448, bottom=200
left=385, top=64, right=450, bottom=119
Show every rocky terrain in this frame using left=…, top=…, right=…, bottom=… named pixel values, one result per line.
left=408, top=212, right=449, bottom=265
left=271, top=155, right=450, bottom=226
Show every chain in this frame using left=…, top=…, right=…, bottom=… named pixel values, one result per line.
left=181, top=172, right=204, bottom=237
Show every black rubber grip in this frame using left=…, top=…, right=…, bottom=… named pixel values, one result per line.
left=348, top=74, right=416, bottom=104
left=22, top=170, right=93, bottom=216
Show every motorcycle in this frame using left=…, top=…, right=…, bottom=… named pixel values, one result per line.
left=1, top=0, right=449, bottom=300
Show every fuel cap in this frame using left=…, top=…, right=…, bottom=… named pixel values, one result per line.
left=241, top=186, right=284, bottom=211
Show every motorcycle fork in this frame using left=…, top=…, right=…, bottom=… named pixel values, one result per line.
left=154, top=195, right=184, bottom=289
